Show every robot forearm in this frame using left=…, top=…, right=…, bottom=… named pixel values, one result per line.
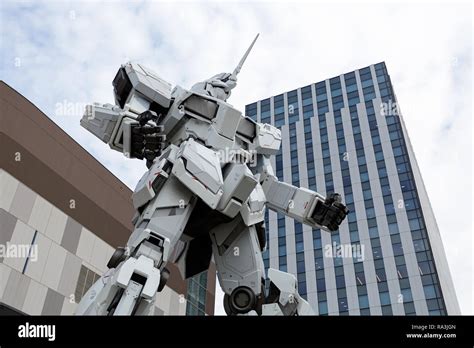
left=253, top=151, right=348, bottom=231
left=81, top=104, right=165, bottom=166
left=262, top=173, right=348, bottom=232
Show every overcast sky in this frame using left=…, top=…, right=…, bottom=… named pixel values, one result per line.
left=1, top=0, right=472, bottom=315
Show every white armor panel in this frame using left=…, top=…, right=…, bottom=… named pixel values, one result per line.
left=240, top=184, right=266, bottom=226
left=80, top=103, right=121, bottom=143
left=249, top=123, right=282, bottom=156
left=166, top=90, right=244, bottom=152
left=262, top=174, right=327, bottom=230
left=80, top=103, right=144, bottom=155
left=210, top=218, right=264, bottom=296
left=263, top=268, right=315, bottom=316
left=123, top=62, right=172, bottom=108
left=211, top=101, right=242, bottom=140
left=217, top=163, right=258, bottom=218
left=131, top=146, right=178, bottom=209
left=172, top=138, right=224, bottom=209
left=116, top=255, right=161, bottom=300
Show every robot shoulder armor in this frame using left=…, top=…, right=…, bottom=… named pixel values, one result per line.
left=249, top=122, right=282, bottom=156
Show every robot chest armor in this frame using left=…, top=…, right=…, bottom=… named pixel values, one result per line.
left=165, top=89, right=247, bottom=154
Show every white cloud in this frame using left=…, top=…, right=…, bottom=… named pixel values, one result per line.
left=1, top=0, right=471, bottom=314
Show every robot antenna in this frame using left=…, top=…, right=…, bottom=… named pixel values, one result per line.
left=232, top=33, right=260, bottom=78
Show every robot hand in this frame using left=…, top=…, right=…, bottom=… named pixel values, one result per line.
left=136, top=109, right=160, bottom=126
left=211, top=72, right=237, bottom=92
left=131, top=111, right=166, bottom=168
left=311, top=193, right=349, bottom=232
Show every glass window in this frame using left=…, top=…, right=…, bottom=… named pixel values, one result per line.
left=356, top=273, right=366, bottom=285
left=381, top=305, right=393, bottom=315
left=336, top=275, right=345, bottom=288
left=298, top=281, right=307, bottom=295
left=316, top=93, right=327, bottom=102
left=404, top=301, right=415, bottom=314
left=313, top=238, right=322, bottom=249
left=365, top=208, right=375, bottom=219
left=338, top=297, right=348, bottom=311
left=399, top=278, right=411, bottom=290
left=376, top=267, right=386, bottom=281
left=358, top=295, right=369, bottom=308
left=401, top=288, right=413, bottom=302
left=388, top=223, right=399, bottom=235
left=397, top=265, right=409, bottom=279
left=278, top=236, right=286, bottom=246
left=367, top=218, right=377, bottom=228
left=354, top=262, right=364, bottom=273
left=318, top=291, right=327, bottom=302
left=318, top=301, right=328, bottom=315
left=316, top=270, right=325, bottom=279
left=279, top=245, right=287, bottom=256
left=413, top=239, right=426, bottom=252
left=409, top=218, right=421, bottom=231
left=374, top=259, right=384, bottom=270
left=392, top=243, right=404, bottom=256
left=315, top=257, right=324, bottom=270
left=278, top=227, right=286, bottom=237
left=296, top=253, right=305, bottom=262
left=423, top=285, right=437, bottom=299
left=418, top=260, right=433, bottom=275
left=317, top=278, right=326, bottom=291
left=350, top=231, right=360, bottom=242
left=279, top=255, right=286, bottom=265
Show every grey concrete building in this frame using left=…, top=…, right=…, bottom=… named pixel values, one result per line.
left=245, top=62, right=460, bottom=315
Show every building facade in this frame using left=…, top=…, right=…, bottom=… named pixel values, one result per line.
left=0, top=82, right=215, bottom=315
left=245, top=62, right=460, bottom=315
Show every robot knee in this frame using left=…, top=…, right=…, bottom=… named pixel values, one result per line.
left=223, top=282, right=266, bottom=315
left=224, top=286, right=257, bottom=315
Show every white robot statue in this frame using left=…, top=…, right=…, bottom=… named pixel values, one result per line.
left=76, top=35, right=348, bottom=316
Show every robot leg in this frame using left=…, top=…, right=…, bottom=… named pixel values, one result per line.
left=76, top=174, right=197, bottom=315
left=75, top=253, right=165, bottom=315
left=210, top=217, right=266, bottom=315
left=261, top=268, right=315, bottom=315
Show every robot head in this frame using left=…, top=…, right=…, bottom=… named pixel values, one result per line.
left=191, top=72, right=237, bottom=101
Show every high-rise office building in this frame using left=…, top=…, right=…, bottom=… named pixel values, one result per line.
left=245, top=62, right=460, bottom=315
left=0, top=82, right=215, bottom=315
